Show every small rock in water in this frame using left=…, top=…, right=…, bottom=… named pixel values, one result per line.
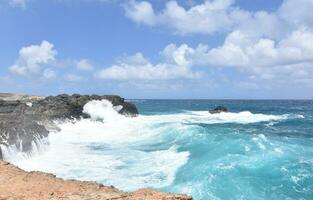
left=209, top=106, right=228, bottom=114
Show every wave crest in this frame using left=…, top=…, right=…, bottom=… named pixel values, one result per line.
left=184, top=111, right=299, bottom=124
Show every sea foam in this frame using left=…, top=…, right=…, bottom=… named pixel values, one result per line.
left=7, top=100, right=189, bottom=191
left=5, top=100, right=302, bottom=192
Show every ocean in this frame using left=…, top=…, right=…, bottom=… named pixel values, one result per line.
left=4, top=100, right=313, bottom=200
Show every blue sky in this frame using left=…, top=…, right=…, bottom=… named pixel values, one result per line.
left=0, top=0, right=313, bottom=99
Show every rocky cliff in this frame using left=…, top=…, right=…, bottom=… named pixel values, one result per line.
left=0, top=161, right=192, bottom=200
left=0, top=93, right=138, bottom=160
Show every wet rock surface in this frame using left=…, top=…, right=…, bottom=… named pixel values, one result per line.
left=0, top=93, right=138, bottom=159
left=209, top=106, right=228, bottom=114
left=0, top=161, right=192, bottom=200
left=33, top=94, right=138, bottom=118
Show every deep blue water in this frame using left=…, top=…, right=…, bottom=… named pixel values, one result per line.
left=133, top=100, right=313, bottom=200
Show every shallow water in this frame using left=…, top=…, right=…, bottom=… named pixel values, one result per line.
left=5, top=100, right=313, bottom=200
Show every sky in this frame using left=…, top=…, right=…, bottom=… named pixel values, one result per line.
left=0, top=0, right=313, bottom=99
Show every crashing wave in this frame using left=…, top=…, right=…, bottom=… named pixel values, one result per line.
left=5, top=99, right=304, bottom=192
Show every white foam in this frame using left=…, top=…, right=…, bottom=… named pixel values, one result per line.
left=186, top=111, right=291, bottom=124
left=83, top=100, right=125, bottom=122
left=8, top=100, right=190, bottom=191
left=6, top=100, right=301, bottom=191
left=138, top=110, right=295, bottom=125
left=1, top=138, right=49, bottom=161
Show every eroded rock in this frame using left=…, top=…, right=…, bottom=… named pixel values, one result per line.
left=0, top=161, right=192, bottom=200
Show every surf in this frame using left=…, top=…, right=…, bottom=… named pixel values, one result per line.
left=3, top=99, right=309, bottom=198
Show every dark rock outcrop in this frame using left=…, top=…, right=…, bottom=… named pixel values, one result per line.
left=0, top=115, right=49, bottom=152
left=24, top=94, right=138, bottom=118
left=209, top=106, right=228, bottom=114
left=0, top=93, right=138, bottom=160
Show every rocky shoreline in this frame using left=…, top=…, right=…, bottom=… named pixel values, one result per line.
left=0, top=93, right=192, bottom=199
left=0, top=161, right=191, bottom=200
left=0, top=93, right=138, bottom=159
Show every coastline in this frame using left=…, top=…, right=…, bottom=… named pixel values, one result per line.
left=0, top=161, right=191, bottom=200
left=0, top=93, right=138, bottom=159
left=0, top=93, right=192, bottom=200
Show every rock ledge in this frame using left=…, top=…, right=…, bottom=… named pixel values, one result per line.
left=0, top=161, right=192, bottom=200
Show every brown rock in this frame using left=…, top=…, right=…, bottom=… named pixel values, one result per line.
left=0, top=161, right=192, bottom=200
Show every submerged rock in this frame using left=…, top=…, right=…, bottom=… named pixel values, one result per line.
left=209, top=106, right=228, bottom=114
left=0, top=161, right=192, bottom=200
left=0, top=93, right=139, bottom=160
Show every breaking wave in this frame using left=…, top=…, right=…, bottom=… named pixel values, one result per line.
left=5, top=100, right=304, bottom=192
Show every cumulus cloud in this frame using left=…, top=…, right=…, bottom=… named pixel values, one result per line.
left=125, top=0, right=286, bottom=37
left=9, top=41, right=57, bottom=76
left=97, top=27, right=313, bottom=83
left=123, top=0, right=313, bottom=86
left=196, top=29, right=313, bottom=68
left=97, top=51, right=200, bottom=80
left=279, top=0, right=313, bottom=28
left=124, top=0, right=312, bottom=38
left=125, top=0, right=238, bottom=34
left=160, top=28, right=313, bottom=82
left=8, top=41, right=94, bottom=82
left=125, top=1, right=157, bottom=26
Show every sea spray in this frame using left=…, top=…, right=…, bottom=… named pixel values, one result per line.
left=6, top=99, right=312, bottom=200
left=1, top=137, right=49, bottom=161
left=7, top=100, right=190, bottom=190
left=83, top=100, right=125, bottom=121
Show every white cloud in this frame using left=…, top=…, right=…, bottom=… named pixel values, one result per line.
left=124, top=0, right=312, bottom=38
left=8, top=41, right=93, bottom=81
left=97, top=52, right=200, bottom=80
left=123, top=0, right=313, bottom=85
left=125, top=0, right=287, bottom=37
left=125, top=1, right=156, bottom=26
left=76, top=59, right=94, bottom=71
left=97, top=27, right=313, bottom=83
left=9, top=40, right=57, bottom=76
left=203, top=29, right=313, bottom=68
left=279, top=0, right=313, bottom=28
left=163, top=28, right=313, bottom=82
left=125, top=0, right=238, bottom=34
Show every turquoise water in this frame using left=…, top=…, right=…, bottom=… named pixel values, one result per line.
left=134, top=100, right=313, bottom=200
left=8, top=100, right=313, bottom=200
